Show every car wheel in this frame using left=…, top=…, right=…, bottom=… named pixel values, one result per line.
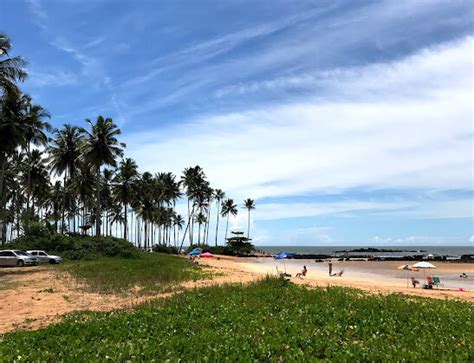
left=49, top=259, right=56, bottom=264
left=17, top=260, right=25, bottom=267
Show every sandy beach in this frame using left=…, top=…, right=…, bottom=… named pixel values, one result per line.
left=201, top=255, right=474, bottom=302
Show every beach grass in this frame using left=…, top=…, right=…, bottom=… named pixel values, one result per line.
left=57, top=253, right=209, bottom=294
left=1, top=277, right=472, bottom=361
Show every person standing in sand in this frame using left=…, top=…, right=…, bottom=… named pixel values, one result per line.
left=328, top=261, right=333, bottom=276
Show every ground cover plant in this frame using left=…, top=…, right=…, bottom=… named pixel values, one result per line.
left=57, top=253, right=208, bottom=294
left=1, top=278, right=472, bottom=361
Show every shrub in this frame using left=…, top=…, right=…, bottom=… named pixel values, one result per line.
left=185, top=243, right=255, bottom=256
left=152, top=245, right=179, bottom=254
left=6, top=233, right=140, bottom=260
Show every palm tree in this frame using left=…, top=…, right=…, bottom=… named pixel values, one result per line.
left=221, top=198, right=238, bottom=240
left=82, top=116, right=124, bottom=236
left=21, top=96, right=51, bottom=227
left=0, top=91, right=35, bottom=241
left=173, top=214, right=184, bottom=248
left=213, top=189, right=225, bottom=246
left=48, top=125, right=84, bottom=233
left=195, top=211, right=206, bottom=245
left=243, top=198, right=255, bottom=239
left=112, top=158, right=138, bottom=240
left=21, top=149, right=49, bottom=219
left=0, top=33, right=28, bottom=94
left=180, top=166, right=206, bottom=247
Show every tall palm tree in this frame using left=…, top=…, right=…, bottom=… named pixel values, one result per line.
left=82, top=116, right=124, bottom=236
left=213, top=189, right=225, bottom=246
left=21, top=149, right=49, bottom=219
left=49, top=124, right=84, bottom=233
left=0, top=91, right=32, bottom=242
left=195, top=211, right=206, bottom=245
left=180, top=166, right=206, bottom=246
left=112, top=158, right=138, bottom=241
left=243, top=198, right=255, bottom=239
left=21, top=97, right=51, bottom=227
left=173, top=214, right=184, bottom=248
left=0, top=33, right=27, bottom=94
left=221, top=198, right=238, bottom=241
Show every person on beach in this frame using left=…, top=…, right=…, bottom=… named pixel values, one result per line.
left=328, top=262, right=333, bottom=276
left=296, top=265, right=307, bottom=279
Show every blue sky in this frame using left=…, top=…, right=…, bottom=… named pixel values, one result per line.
left=1, top=0, right=473, bottom=246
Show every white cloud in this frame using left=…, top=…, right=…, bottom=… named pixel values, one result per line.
left=469, top=236, right=474, bottom=243
left=254, top=201, right=413, bottom=221
left=214, top=36, right=472, bottom=100
left=125, top=36, right=473, bottom=209
left=27, top=70, right=78, bottom=87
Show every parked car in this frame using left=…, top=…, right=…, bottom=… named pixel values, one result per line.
left=26, top=250, right=63, bottom=264
left=0, top=250, right=39, bottom=267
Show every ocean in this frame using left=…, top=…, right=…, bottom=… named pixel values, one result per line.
left=257, top=246, right=473, bottom=258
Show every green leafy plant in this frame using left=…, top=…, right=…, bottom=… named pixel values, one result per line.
left=1, top=278, right=472, bottom=361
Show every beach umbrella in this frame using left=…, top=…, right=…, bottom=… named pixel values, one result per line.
left=189, top=249, right=202, bottom=256
left=201, top=252, right=214, bottom=258
left=413, top=261, right=436, bottom=275
left=398, top=264, right=419, bottom=287
left=274, top=252, right=293, bottom=273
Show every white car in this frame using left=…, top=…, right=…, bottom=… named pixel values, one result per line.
left=26, top=250, right=63, bottom=264
left=0, top=250, right=39, bottom=267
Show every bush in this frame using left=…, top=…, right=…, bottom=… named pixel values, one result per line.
left=6, top=233, right=140, bottom=260
left=152, top=245, right=179, bottom=254
left=185, top=243, right=255, bottom=256
left=185, top=244, right=231, bottom=255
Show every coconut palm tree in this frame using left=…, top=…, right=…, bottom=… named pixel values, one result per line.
left=0, top=91, right=27, bottom=243
left=0, top=33, right=27, bottom=94
left=48, top=125, right=84, bottom=233
left=82, top=116, right=124, bottom=236
left=195, top=211, right=206, bottom=245
left=173, top=214, right=184, bottom=248
left=180, top=166, right=206, bottom=246
left=213, top=189, right=225, bottom=246
left=243, top=198, right=255, bottom=239
left=112, top=158, right=138, bottom=240
left=221, top=198, right=238, bottom=240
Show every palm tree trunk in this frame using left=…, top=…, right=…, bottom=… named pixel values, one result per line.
left=247, top=209, right=250, bottom=238
left=214, top=203, right=220, bottom=246
left=179, top=205, right=195, bottom=252
left=198, top=223, right=201, bottom=245
left=124, top=203, right=128, bottom=240
left=225, top=215, right=230, bottom=240
left=95, top=166, right=101, bottom=236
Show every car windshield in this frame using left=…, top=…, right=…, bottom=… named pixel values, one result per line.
left=14, top=250, right=29, bottom=256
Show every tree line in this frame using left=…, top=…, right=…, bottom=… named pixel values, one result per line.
left=0, top=33, right=256, bottom=249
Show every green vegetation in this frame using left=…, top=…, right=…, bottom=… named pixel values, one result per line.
left=1, top=278, right=472, bottom=361
left=7, top=224, right=139, bottom=260
left=58, top=253, right=208, bottom=294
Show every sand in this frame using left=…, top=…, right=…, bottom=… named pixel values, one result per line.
left=0, top=263, right=258, bottom=334
left=0, top=257, right=472, bottom=334
left=202, top=256, right=474, bottom=302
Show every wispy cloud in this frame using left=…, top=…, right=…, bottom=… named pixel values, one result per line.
left=125, top=37, right=472, bottom=202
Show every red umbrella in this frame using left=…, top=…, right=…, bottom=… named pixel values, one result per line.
left=201, top=252, right=214, bottom=258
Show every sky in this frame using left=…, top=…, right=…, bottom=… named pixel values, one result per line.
left=1, top=0, right=473, bottom=246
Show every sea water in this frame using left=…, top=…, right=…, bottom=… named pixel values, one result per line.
left=258, top=245, right=473, bottom=257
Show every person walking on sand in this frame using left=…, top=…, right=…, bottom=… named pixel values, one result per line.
left=328, top=261, right=333, bottom=276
